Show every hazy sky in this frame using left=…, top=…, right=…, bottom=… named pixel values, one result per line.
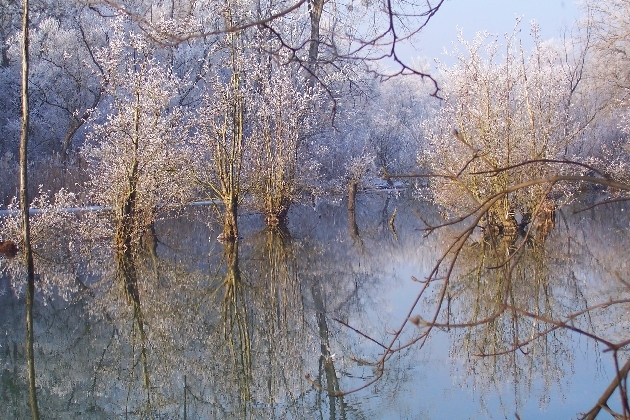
left=409, top=0, right=583, bottom=64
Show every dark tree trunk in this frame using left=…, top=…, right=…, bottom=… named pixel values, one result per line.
left=114, top=180, right=138, bottom=252
left=0, top=33, right=9, bottom=68
left=348, top=207, right=361, bottom=245
left=307, top=0, right=325, bottom=87
left=347, top=179, right=357, bottom=211
left=115, top=92, right=141, bottom=252
left=20, top=0, right=40, bottom=417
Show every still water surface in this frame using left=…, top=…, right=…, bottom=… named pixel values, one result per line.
left=1, top=192, right=628, bottom=419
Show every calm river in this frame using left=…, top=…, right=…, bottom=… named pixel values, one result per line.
left=1, top=191, right=628, bottom=419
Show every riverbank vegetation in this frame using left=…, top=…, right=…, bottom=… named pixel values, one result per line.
left=1, top=1, right=629, bottom=240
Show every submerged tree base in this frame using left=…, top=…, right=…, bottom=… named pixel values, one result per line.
left=217, top=199, right=239, bottom=242
left=480, top=205, right=557, bottom=244
left=254, top=199, right=295, bottom=230
left=264, top=212, right=288, bottom=228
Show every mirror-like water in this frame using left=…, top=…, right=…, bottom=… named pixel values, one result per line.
left=1, top=192, right=628, bottom=419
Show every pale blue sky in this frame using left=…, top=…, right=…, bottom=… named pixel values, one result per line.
left=411, top=0, right=582, bottom=63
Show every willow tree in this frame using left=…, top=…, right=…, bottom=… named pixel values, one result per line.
left=189, top=20, right=246, bottom=242
left=82, top=19, right=192, bottom=250
left=420, top=23, right=590, bottom=233
left=248, top=56, right=324, bottom=226
left=586, top=0, right=630, bottom=105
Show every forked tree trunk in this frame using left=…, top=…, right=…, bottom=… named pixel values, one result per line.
left=114, top=92, right=140, bottom=251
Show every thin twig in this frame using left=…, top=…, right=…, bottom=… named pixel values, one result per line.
left=333, top=318, right=387, bottom=349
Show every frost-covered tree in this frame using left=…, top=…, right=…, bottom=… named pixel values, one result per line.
left=1, top=4, right=109, bottom=158
left=85, top=0, right=444, bottom=87
left=247, top=56, right=325, bottom=226
left=0, top=0, right=20, bottom=68
left=187, top=7, right=331, bottom=234
left=580, top=0, right=630, bottom=190
left=420, top=24, right=590, bottom=232
left=0, top=0, right=22, bottom=157
left=367, top=76, right=434, bottom=177
left=28, top=13, right=106, bottom=157
left=187, top=20, right=249, bottom=242
left=82, top=20, right=193, bottom=250
left=586, top=0, right=630, bottom=103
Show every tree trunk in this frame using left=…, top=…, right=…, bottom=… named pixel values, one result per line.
left=219, top=195, right=238, bottom=242
left=307, top=0, right=325, bottom=88
left=0, top=32, right=9, bottom=68
left=348, top=207, right=361, bottom=243
left=114, top=91, right=140, bottom=251
left=224, top=239, right=240, bottom=280
left=347, top=179, right=357, bottom=211
left=114, top=183, right=138, bottom=251
left=20, top=0, right=40, bottom=417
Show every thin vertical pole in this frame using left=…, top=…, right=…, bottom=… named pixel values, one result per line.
left=20, top=0, right=39, bottom=417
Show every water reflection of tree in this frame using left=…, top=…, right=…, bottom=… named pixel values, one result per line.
left=240, top=227, right=312, bottom=415
left=114, top=247, right=153, bottom=415
left=0, top=243, right=112, bottom=418
left=119, top=221, right=316, bottom=418
left=4, top=193, right=630, bottom=418
left=559, top=203, right=630, bottom=418
left=116, top=220, right=321, bottom=417
left=310, top=281, right=348, bottom=419
left=445, top=234, right=582, bottom=412
left=385, top=198, right=630, bottom=418
left=310, top=183, right=630, bottom=418
left=295, top=195, right=431, bottom=417
left=1, top=210, right=321, bottom=417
